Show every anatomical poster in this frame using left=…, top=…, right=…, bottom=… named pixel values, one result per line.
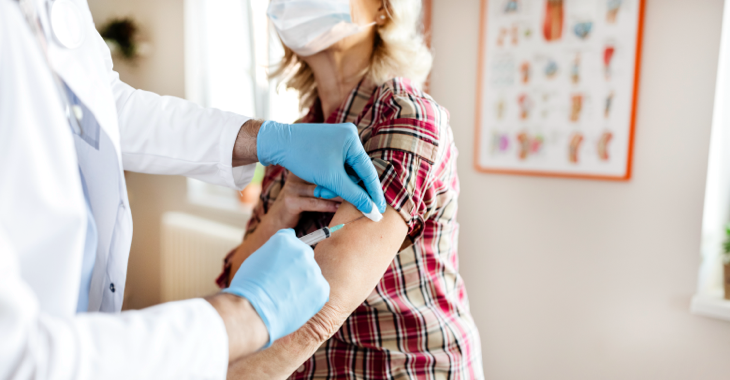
left=474, top=0, right=644, bottom=180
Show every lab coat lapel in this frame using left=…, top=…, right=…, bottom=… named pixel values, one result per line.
left=42, top=0, right=124, bottom=170
left=39, top=0, right=131, bottom=312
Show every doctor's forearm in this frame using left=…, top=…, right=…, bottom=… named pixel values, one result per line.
left=225, top=303, right=349, bottom=379
left=206, top=293, right=269, bottom=362
left=232, top=119, right=264, bottom=167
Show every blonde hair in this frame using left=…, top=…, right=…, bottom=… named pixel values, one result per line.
left=271, top=0, right=433, bottom=110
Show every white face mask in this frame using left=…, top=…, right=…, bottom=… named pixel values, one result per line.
left=267, top=0, right=376, bottom=57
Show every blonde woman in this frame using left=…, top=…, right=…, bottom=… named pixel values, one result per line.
left=221, top=0, right=483, bottom=378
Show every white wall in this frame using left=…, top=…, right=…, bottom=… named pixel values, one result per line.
left=429, top=0, right=730, bottom=379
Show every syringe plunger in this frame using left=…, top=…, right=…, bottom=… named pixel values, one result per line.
left=299, top=224, right=345, bottom=246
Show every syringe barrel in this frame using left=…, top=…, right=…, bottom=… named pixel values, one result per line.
left=299, top=227, right=331, bottom=246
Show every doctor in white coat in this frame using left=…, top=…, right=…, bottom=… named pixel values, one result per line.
left=0, top=0, right=388, bottom=379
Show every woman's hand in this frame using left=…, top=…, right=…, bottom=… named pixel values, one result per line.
left=225, top=174, right=341, bottom=285
left=263, top=174, right=341, bottom=231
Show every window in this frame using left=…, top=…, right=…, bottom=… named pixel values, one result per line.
left=692, top=1, right=730, bottom=321
left=183, top=0, right=299, bottom=212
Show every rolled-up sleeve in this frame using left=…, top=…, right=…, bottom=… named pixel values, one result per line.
left=364, top=92, right=444, bottom=240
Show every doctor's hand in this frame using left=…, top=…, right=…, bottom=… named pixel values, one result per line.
left=256, top=120, right=386, bottom=218
left=222, top=229, right=330, bottom=350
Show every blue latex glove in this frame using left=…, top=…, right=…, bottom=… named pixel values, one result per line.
left=257, top=121, right=387, bottom=215
left=223, top=229, right=330, bottom=347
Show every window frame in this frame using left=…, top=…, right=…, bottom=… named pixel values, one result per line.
left=691, top=0, right=730, bottom=322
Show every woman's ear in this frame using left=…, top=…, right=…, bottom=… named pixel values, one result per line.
left=375, top=4, right=388, bottom=26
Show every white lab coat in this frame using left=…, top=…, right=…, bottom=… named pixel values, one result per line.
left=0, top=0, right=256, bottom=378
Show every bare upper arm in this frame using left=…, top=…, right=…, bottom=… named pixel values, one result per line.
left=313, top=201, right=408, bottom=313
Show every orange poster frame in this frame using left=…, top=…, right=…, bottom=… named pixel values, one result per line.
left=473, top=0, right=646, bottom=181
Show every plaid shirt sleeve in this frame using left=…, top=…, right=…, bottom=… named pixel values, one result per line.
left=364, top=86, right=443, bottom=241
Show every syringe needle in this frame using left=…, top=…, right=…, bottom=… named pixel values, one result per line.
left=299, top=215, right=369, bottom=246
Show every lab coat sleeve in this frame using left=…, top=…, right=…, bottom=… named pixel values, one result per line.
left=0, top=225, right=230, bottom=380
left=100, top=33, right=255, bottom=190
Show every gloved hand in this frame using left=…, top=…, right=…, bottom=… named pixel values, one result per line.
left=223, top=229, right=330, bottom=347
left=257, top=121, right=387, bottom=217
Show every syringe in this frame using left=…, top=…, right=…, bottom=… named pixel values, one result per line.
left=298, top=216, right=365, bottom=246
left=299, top=224, right=345, bottom=246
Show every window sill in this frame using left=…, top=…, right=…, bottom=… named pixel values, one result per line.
left=186, top=178, right=255, bottom=216
left=187, top=193, right=253, bottom=215
left=691, top=293, right=730, bottom=322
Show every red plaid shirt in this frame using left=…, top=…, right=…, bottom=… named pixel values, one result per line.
left=222, top=78, right=483, bottom=379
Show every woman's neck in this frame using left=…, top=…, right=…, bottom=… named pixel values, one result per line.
left=305, top=40, right=373, bottom=119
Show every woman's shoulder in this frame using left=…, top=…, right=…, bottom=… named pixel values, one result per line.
left=372, top=78, right=449, bottom=128
left=364, top=78, right=452, bottom=164
left=376, top=78, right=445, bottom=109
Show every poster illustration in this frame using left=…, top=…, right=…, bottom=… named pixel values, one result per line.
left=474, top=0, right=644, bottom=180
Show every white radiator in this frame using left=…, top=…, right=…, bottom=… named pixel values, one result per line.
left=160, top=212, right=244, bottom=302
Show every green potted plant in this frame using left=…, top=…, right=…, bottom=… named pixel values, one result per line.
left=722, top=224, right=730, bottom=300
left=99, top=18, right=142, bottom=61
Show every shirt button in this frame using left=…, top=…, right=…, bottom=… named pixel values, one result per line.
left=296, top=365, right=305, bottom=373
left=72, top=105, right=84, bottom=121
left=110, top=283, right=116, bottom=293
